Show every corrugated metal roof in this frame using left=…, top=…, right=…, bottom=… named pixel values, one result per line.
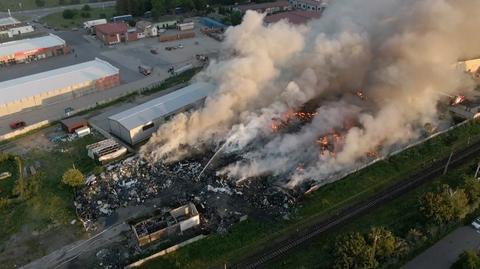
left=0, top=17, right=20, bottom=27
left=109, top=82, right=216, bottom=130
left=0, top=58, right=119, bottom=106
left=0, top=33, right=65, bottom=58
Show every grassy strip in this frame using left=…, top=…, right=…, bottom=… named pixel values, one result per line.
left=266, top=154, right=480, bottom=269
left=137, top=121, right=480, bottom=269
left=40, top=7, right=116, bottom=30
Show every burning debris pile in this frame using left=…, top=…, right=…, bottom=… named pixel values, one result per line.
left=140, top=0, right=480, bottom=188
left=75, top=155, right=298, bottom=232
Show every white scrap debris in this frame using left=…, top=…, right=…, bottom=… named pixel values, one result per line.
left=86, top=175, right=96, bottom=185
left=207, top=185, right=232, bottom=195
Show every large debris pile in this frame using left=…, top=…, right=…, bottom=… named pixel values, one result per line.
left=75, top=155, right=297, bottom=232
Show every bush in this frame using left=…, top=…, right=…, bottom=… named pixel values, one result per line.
left=81, top=4, right=91, bottom=11
left=81, top=12, right=91, bottom=18
left=62, top=168, right=85, bottom=188
left=35, top=0, right=46, bottom=7
left=62, top=9, right=78, bottom=19
left=452, top=250, right=480, bottom=269
left=0, top=198, right=10, bottom=210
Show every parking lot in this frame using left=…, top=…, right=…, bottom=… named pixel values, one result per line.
left=0, top=20, right=221, bottom=137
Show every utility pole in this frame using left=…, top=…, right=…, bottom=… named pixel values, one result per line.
left=443, top=151, right=454, bottom=175
left=475, top=161, right=480, bottom=179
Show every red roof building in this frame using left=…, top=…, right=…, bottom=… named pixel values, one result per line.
left=95, top=23, right=137, bottom=45
left=264, top=10, right=321, bottom=25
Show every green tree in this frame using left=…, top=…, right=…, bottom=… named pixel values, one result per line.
left=230, top=11, right=243, bottom=26
left=62, top=9, right=78, bottom=19
left=35, top=0, right=46, bottom=7
left=152, top=0, right=167, bottom=17
left=452, top=250, right=480, bottom=269
left=333, top=232, right=377, bottom=269
left=62, top=168, right=85, bottom=188
left=59, top=0, right=66, bottom=5
left=367, top=227, right=397, bottom=261
left=450, top=188, right=469, bottom=220
left=193, top=0, right=207, bottom=11
left=81, top=4, right=91, bottom=11
left=81, top=12, right=91, bottom=18
left=464, top=177, right=480, bottom=204
left=420, top=185, right=468, bottom=224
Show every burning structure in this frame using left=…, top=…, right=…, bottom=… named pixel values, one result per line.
left=140, top=0, right=480, bottom=189
left=132, top=203, right=200, bottom=247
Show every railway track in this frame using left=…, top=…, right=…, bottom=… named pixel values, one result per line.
left=234, top=141, right=480, bottom=269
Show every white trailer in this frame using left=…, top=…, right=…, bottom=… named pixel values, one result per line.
left=177, top=21, right=194, bottom=31
left=75, top=126, right=91, bottom=137
left=83, top=19, right=107, bottom=30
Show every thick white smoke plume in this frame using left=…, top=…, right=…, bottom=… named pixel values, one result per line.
left=141, top=0, right=480, bottom=187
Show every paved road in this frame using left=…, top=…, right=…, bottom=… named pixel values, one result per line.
left=402, top=226, right=480, bottom=269
left=19, top=222, right=130, bottom=269
left=0, top=1, right=115, bottom=20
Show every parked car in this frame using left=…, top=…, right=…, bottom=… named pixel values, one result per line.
left=177, top=43, right=184, bottom=49
left=150, top=48, right=159, bottom=54
left=138, top=65, right=153, bottom=76
left=472, top=217, right=480, bottom=230
left=9, top=121, right=26, bottom=130
left=65, top=107, right=75, bottom=117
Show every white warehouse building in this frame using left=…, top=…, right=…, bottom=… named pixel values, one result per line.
left=0, top=17, right=34, bottom=39
left=108, top=82, right=216, bottom=145
left=0, top=58, right=120, bottom=117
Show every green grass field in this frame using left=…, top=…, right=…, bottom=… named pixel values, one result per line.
left=39, top=6, right=116, bottom=30
left=137, top=121, right=480, bottom=269
left=0, top=133, right=102, bottom=242
left=0, top=0, right=108, bottom=11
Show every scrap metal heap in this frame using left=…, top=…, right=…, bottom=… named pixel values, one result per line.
left=74, top=155, right=297, bottom=233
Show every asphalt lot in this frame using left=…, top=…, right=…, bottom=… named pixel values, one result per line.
left=0, top=22, right=221, bottom=137
left=402, top=226, right=480, bottom=269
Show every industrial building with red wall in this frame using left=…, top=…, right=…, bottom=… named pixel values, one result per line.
left=95, top=23, right=138, bottom=45
left=0, top=33, right=69, bottom=66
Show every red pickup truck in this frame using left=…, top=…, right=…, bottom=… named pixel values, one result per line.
left=9, top=121, right=26, bottom=130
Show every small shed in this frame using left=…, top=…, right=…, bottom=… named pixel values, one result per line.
left=61, top=116, right=88, bottom=133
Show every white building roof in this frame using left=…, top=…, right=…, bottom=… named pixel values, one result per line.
left=0, top=58, right=119, bottom=106
left=0, top=17, right=20, bottom=27
left=0, top=34, right=65, bottom=58
left=109, top=82, right=216, bottom=130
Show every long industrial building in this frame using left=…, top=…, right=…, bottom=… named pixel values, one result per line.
left=0, top=33, right=68, bottom=65
left=0, top=58, right=120, bottom=117
left=108, top=82, right=216, bottom=145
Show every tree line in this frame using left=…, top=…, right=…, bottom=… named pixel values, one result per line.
left=331, top=175, right=480, bottom=269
